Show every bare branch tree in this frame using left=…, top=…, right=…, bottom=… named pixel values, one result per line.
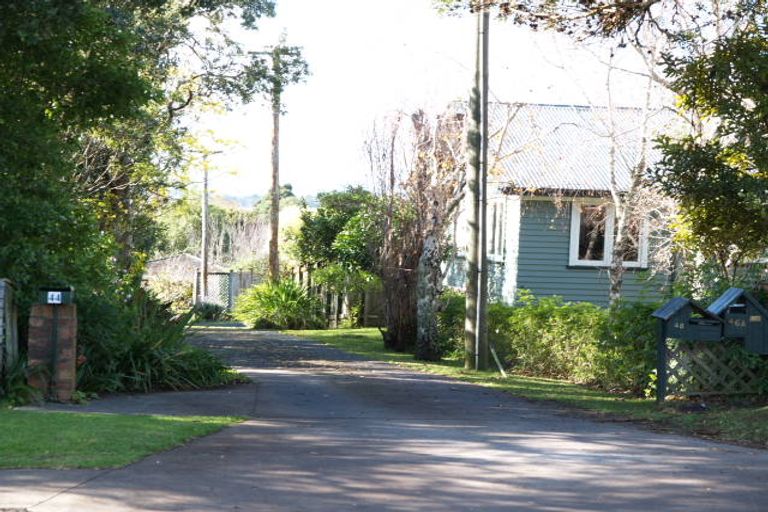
left=366, top=107, right=467, bottom=358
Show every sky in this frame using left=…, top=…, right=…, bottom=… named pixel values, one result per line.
left=198, top=0, right=652, bottom=199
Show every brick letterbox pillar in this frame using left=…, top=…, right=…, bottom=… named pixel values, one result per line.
left=28, top=304, right=77, bottom=401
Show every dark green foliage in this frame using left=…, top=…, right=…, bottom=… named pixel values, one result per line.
left=502, top=294, right=659, bottom=393
left=0, top=1, right=279, bottom=398
left=502, top=294, right=607, bottom=382
left=0, top=355, right=43, bottom=406
left=436, top=290, right=515, bottom=359
left=595, top=301, right=658, bottom=393
left=653, top=23, right=768, bottom=272
left=192, top=302, right=228, bottom=322
left=77, top=290, right=238, bottom=393
left=437, top=290, right=660, bottom=394
left=294, top=187, right=377, bottom=269
left=233, top=281, right=325, bottom=330
left=436, top=290, right=467, bottom=357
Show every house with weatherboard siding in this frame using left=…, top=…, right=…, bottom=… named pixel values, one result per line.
left=446, top=103, right=674, bottom=307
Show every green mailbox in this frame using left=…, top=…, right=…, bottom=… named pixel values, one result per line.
left=38, top=286, right=75, bottom=306
left=652, top=297, right=723, bottom=342
left=707, top=288, right=768, bottom=355
left=651, top=297, right=723, bottom=402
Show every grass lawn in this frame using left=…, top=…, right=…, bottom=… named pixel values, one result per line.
left=0, top=409, right=242, bottom=469
left=287, top=327, right=768, bottom=448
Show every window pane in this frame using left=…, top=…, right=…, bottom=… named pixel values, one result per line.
left=578, top=205, right=606, bottom=261
left=620, top=221, right=640, bottom=262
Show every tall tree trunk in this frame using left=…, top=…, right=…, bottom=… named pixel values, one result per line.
left=381, top=252, right=419, bottom=353
left=609, top=207, right=627, bottom=304
left=608, top=60, right=654, bottom=305
left=268, top=87, right=281, bottom=282
left=416, top=233, right=442, bottom=361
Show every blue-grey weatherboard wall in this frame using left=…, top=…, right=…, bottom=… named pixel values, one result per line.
left=446, top=198, right=667, bottom=307
left=516, top=199, right=664, bottom=307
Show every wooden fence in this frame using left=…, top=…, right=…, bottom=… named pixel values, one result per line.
left=665, top=340, right=765, bottom=396
left=194, top=270, right=262, bottom=310
left=289, top=266, right=385, bottom=328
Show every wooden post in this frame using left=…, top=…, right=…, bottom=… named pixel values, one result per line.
left=464, top=9, right=483, bottom=370
left=201, top=161, right=209, bottom=300
left=476, top=8, right=490, bottom=371
left=656, top=318, right=668, bottom=403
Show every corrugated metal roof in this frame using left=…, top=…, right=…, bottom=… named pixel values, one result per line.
left=488, top=103, right=675, bottom=194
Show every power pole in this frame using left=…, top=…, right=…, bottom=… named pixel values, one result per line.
left=464, top=6, right=490, bottom=371
left=464, top=8, right=482, bottom=370
left=477, top=9, right=490, bottom=371
left=268, top=45, right=282, bottom=283
left=201, top=154, right=210, bottom=302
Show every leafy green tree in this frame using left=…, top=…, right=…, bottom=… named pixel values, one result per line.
left=255, top=40, right=310, bottom=282
left=654, top=21, right=768, bottom=278
left=0, top=1, right=279, bottom=394
left=294, top=187, right=377, bottom=269
left=0, top=1, right=155, bottom=302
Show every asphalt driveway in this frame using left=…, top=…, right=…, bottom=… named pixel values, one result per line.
left=2, top=327, right=768, bottom=511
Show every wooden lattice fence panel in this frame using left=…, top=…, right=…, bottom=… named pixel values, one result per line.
left=666, top=340, right=765, bottom=396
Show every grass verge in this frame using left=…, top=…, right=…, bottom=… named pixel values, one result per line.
left=287, top=327, right=768, bottom=448
left=0, top=410, right=242, bottom=469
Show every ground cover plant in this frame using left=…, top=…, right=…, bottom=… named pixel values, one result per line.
left=0, top=410, right=241, bottom=469
left=288, top=327, right=768, bottom=448
left=77, top=290, right=242, bottom=394
left=233, top=280, right=324, bottom=329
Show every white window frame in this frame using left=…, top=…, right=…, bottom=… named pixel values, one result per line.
left=487, top=199, right=506, bottom=263
left=568, top=199, right=649, bottom=268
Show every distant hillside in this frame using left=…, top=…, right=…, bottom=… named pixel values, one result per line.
left=220, top=194, right=261, bottom=209
left=220, top=193, right=318, bottom=210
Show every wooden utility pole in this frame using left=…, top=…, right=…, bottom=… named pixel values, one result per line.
left=464, top=8, right=482, bottom=370
left=464, top=6, right=490, bottom=371
left=268, top=45, right=282, bottom=283
left=201, top=154, right=210, bottom=301
left=477, top=9, right=490, bottom=371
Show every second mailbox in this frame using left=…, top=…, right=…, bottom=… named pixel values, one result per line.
left=706, top=287, right=768, bottom=355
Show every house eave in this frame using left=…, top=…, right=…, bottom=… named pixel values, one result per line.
left=499, top=185, right=617, bottom=198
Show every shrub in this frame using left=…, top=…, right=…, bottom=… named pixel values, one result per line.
left=495, top=292, right=659, bottom=394
left=435, top=290, right=658, bottom=393
left=504, top=293, right=607, bottom=382
left=192, top=302, right=228, bottom=321
left=436, top=290, right=466, bottom=356
left=0, top=355, right=43, bottom=405
left=144, top=278, right=193, bottom=314
left=233, top=280, right=324, bottom=330
left=436, top=291, right=516, bottom=359
left=594, top=301, right=659, bottom=393
left=77, top=288, right=239, bottom=393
